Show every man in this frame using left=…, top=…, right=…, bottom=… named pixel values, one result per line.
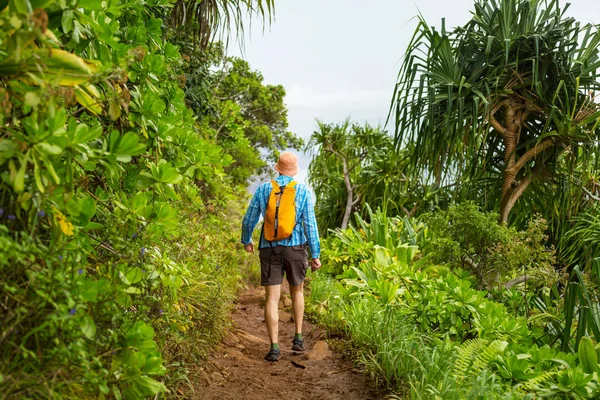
left=241, top=151, right=321, bottom=362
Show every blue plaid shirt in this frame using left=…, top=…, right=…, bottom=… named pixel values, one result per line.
left=241, top=175, right=321, bottom=258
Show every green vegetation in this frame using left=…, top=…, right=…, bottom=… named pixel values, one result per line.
left=423, top=202, right=557, bottom=289
left=308, top=121, right=432, bottom=233
left=184, top=45, right=302, bottom=184
left=392, top=0, right=600, bottom=246
left=0, top=0, right=286, bottom=398
left=308, top=208, right=600, bottom=398
left=305, top=0, right=600, bottom=398
left=2, top=0, right=600, bottom=398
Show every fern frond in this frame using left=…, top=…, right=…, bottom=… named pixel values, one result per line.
left=515, top=370, right=557, bottom=393
left=454, top=339, right=488, bottom=381
left=453, top=338, right=507, bottom=382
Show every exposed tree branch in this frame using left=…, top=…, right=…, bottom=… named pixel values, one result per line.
left=504, top=275, right=529, bottom=289
left=402, top=204, right=419, bottom=218
left=341, top=156, right=353, bottom=230
left=582, top=185, right=600, bottom=201
left=489, top=115, right=507, bottom=138
left=324, top=144, right=343, bottom=159
left=508, top=137, right=555, bottom=175
left=500, top=163, right=539, bottom=224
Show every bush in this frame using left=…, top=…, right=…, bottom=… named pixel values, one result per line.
left=307, top=206, right=600, bottom=399
left=423, top=202, right=556, bottom=289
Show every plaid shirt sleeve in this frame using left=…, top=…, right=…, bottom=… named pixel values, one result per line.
left=241, top=187, right=263, bottom=245
left=302, top=190, right=321, bottom=258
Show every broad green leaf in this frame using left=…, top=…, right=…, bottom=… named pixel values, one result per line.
left=24, top=92, right=40, bottom=108
left=125, top=267, right=143, bottom=285
left=112, top=385, right=122, bottom=400
left=127, top=321, right=154, bottom=341
left=11, top=158, right=27, bottom=193
left=9, top=0, right=30, bottom=14
left=0, top=140, right=18, bottom=165
left=110, top=131, right=146, bottom=162
left=374, top=246, right=392, bottom=266
left=30, top=0, right=52, bottom=8
left=108, top=100, right=122, bottom=121
left=80, top=314, right=96, bottom=339
left=80, top=279, right=107, bottom=302
left=116, top=292, right=132, bottom=308
left=78, top=196, right=97, bottom=226
left=142, top=357, right=166, bottom=375
left=74, top=87, right=102, bottom=115
left=578, top=337, right=598, bottom=374
left=74, top=123, right=102, bottom=144
left=35, top=142, right=62, bottom=155
left=78, top=0, right=102, bottom=10
left=62, top=10, right=74, bottom=33
left=31, top=156, right=44, bottom=193
left=80, top=282, right=98, bottom=302
left=130, top=376, right=166, bottom=397
left=0, top=49, right=98, bottom=85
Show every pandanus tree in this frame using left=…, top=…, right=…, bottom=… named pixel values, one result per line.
left=308, top=120, right=416, bottom=232
left=393, top=0, right=600, bottom=226
left=167, top=0, right=275, bottom=49
left=308, top=120, right=392, bottom=229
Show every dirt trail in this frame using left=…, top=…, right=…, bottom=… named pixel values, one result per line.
left=195, top=282, right=381, bottom=400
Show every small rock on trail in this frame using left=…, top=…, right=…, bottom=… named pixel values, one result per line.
left=193, top=282, right=381, bottom=400
left=306, top=341, right=332, bottom=361
left=279, top=310, right=293, bottom=323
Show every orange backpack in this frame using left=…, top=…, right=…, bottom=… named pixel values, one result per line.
left=263, top=180, right=297, bottom=241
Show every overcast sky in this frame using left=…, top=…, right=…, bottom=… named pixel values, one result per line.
left=231, top=0, right=600, bottom=184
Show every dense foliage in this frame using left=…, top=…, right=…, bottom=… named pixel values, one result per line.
left=391, top=0, right=600, bottom=264
left=307, top=120, right=434, bottom=233
left=423, top=202, right=557, bottom=289
left=183, top=44, right=302, bottom=184
left=308, top=208, right=600, bottom=398
left=0, top=0, right=284, bottom=398
left=304, top=1, right=600, bottom=396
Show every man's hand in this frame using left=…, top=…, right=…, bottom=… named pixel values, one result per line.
left=244, top=243, right=254, bottom=253
left=311, top=258, right=321, bottom=272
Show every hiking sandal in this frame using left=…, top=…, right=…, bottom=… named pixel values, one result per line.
left=292, top=337, right=305, bottom=352
left=264, top=348, right=280, bottom=362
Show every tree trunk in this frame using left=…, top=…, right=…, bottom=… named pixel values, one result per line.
left=340, top=158, right=353, bottom=230
left=499, top=103, right=519, bottom=224
left=500, top=174, right=532, bottom=223
left=491, top=102, right=555, bottom=224
left=341, top=189, right=353, bottom=230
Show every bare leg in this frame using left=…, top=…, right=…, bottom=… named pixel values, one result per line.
left=264, top=284, right=281, bottom=344
left=289, top=283, right=304, bottom=335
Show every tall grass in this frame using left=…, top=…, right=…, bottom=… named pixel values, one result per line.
left=307, top=274, right=460, bottom=398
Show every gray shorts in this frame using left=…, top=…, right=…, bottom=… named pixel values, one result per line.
left=259, top=245, right=308, bottom=286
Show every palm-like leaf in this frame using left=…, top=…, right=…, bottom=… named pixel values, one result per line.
left=167, top=0, right=274, bottom=49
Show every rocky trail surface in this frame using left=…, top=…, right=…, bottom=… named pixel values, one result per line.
left=195, top=283, right=381, bottom=400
